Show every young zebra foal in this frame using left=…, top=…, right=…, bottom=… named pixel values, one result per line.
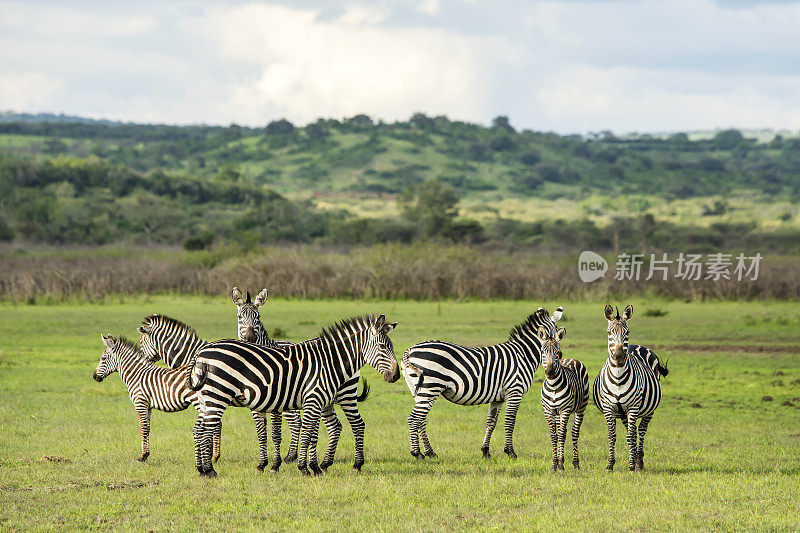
left=92, top=334, right=200, bottom=462
left=593, top=304, right=669, bottom=472
left=538, top=326, right=588, bottom=471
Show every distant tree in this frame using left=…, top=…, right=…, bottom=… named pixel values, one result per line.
left=347, top=114, right=374, bottom=130
left=266, top=119, right=295, bottom=135
left=492, top=115, right=515, bottom=133
left=399, top=179, right=459, bottom=239
left=305, top=122, right=328, bottom=140
left=713, top=129, right=744, bottom=150
left=668, top=132, right=690, bottom=144
left=769, top=134, right=784, bottom=149
left=218, top=163, right=241, bottom=183
left=490, top=135, right=517, bottom=152
left=410, top=112, right=434, bottom=130
left=519, top=149, right=542, bottom=166
left=536, top=163, right=561, bottom=182
left=467, top=142, right=492, bottom=162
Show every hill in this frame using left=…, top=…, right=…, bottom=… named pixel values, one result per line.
left=1, top=113, right=799, bottom=250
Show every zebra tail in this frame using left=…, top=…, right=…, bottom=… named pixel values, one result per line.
left=657, top=357, right=670, bottom=377
left=401, top=348, right=426, bottom=397
left=356, top=378, right=371, bottom=402
left=189, top=361, right=208, bottom=391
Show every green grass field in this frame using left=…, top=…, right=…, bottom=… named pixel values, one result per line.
left=2, top=297, right=800, bottom=531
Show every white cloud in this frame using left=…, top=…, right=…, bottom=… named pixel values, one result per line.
left=0, top=0, right=798, bottom=133
left=185, top=3, right=485, bottom=124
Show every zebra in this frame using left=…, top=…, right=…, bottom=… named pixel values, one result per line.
left=592, top=304, right=669, bottom=472
left=400, top=306, right=563, bottom=460
left=92, top=334, right=201, bottom=462
left=538, top=325, right=589, bottom=470
left=231, top=286, right=370, bottom=471
left=137, top=314, right=279, bottom=471
left=189, top=314, right=399, bottom=478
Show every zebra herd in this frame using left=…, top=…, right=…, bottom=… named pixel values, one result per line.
left=92, top=290, right=668, bottom=476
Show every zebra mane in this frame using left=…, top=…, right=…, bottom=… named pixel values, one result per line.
left=141, top=314, right=202, bottom=341
left=317, top=315, right=379, bottom=344
left=508, top=308, right=554, bottom=342
left=110, top=335, right=149, bottom=362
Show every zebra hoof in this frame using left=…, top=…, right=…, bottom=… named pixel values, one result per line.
left=299, top=466, right=311, bottom=477
left=319, top=460, right=332, bottom=471
left=310, top=464, right=323, bottom=476
left=138, top=452, right=149, bottom=462
left=424, top=451, right=437, bottom=458
left=573, top=461, right=580, bottom=470
left=504, top=448, right=517, bottom=459
left=202, top=468, right=217, bottom=478
left=481, top=447, right=491, bottom=458
left=256, top=462, right=267, bottom=472
left=284, top=453, right=297, bottom=463
left=411, top=450, right=424, bottom=460
left=353, top=460, right=364, bottom=471
left=558, top=463, right=565, bottom=471
left=605, top=464, right=614, bottom=472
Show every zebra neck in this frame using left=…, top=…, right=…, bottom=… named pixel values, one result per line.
left=504, top=336, right=541, bottom=363
left=117, top=351, right=150, bottom=388
left=163, top=336, right=207, bottom=368
left=544, top=364, right=564, bottom=385
left=256, top=331, right=280, bottom=348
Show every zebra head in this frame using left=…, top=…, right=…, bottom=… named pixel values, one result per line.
left=94, top=334, right=122, bottom=382
left=537, top=325, right=566, bottom=379
left=604, top=304, right=633, bottom=366
left=232, top=286, right=269, bottom=343
left=364, top=315, right=400, bottom=383
left=136, top=324, right=162, bottom=363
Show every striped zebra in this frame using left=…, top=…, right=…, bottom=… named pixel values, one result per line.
left=231, top=287, right=370, bottom=471
left=137, top=314, right=280, bottom=471
left=189, top=314, right=400, bottom=477
left=593, top=304, right=669, bottom=472
left=92, top=334, right=200, bottom=462
left=401, top=306, right=563, bottom=460
left=538, top=325, right=589, bottom=470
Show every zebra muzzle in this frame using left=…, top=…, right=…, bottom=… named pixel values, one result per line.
left=92, top=371, right=103, bottom=382
left=385, top=362, right=401, bottom=383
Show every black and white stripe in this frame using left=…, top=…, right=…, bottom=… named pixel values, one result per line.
left=92, top=334, right=199, bottom=462
left=592, top=304, right=669, bottom=472
left=189, top=314, right=400, bottom=477
left=231, top=287, right=370, bottom=471
left=137, top=314, right=279, bottom=471
left=400, top=306, right=563, bottom=459
left=538, top=325, right=589, bottom=470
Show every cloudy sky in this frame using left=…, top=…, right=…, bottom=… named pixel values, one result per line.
left=1, top=0, right=799, bottom=133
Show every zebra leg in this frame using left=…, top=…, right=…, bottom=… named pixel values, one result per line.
left=502, top=392, right=523, bottom=459
left=339, top=396, right=366, bottom=471
left=193, top=414, right=204, bottom=474
left=571, top=409, right=585, bottom=469
left=134, top=399, right=151, bottom=462
left=636, top=415, right=652, bottom=470
left=545, top=411, right=558, bottom=470
left=604, top=412, right=616, bottom=471
left=556, top=413, right=569, bottom=471
left=319, top=406, right=342, bottom=471
left=212, top=419, right=222, bottom=463
left=481, top=401, right=503, bottom=458
left=626, top=412, right=638, bottom=472
left=298, top=403, right=323, bottom=476
left=251, top=411, right=269, bottom=471
left=198, top=408, right=224, bottom=477
left=269, top=412, right=283, bottom=473
left=284, top=410, right=301, bottom=462
left=407, top=388, right=443, bottom=459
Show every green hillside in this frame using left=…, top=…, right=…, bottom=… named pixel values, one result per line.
left=1, top=113, right=799, bottom=250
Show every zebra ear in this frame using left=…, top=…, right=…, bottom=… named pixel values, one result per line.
left=254, top=289, right=269, bottom=307
left=624, top=305, right=633, bottom=320
left=101, top=334, right=114, bottom=349
left=604, top=304, right=614, bottom=320
left=375, top=314, right=386, bottom=330
left=383, top=322, right=398, bottom=334
left=536, top=326, right=548, bottom=341
left=551, top=306, right=563, bottom=322
left=231, top=287, right=244, bottom=306
left=557, top=326, right=566, bottom=341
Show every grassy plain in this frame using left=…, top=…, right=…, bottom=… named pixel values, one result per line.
left=2, top=297, right=800, bottom=531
